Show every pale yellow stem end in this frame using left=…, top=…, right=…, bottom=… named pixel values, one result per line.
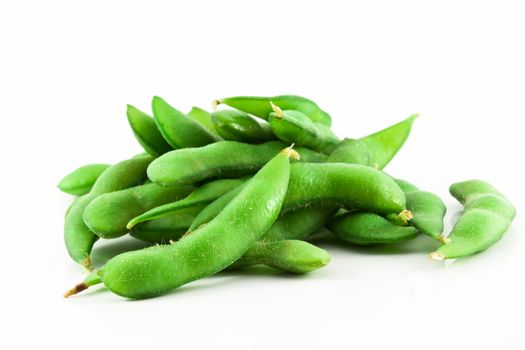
left=270, top=101, right=284, bottom=118
left=429, top=252, right=445, bottom=261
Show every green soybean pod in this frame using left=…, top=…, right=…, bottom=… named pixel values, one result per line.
left=126, top=178, right=247, bottom=228
left=130, top=206, right=205, bottom=243
left=152, top=96, right=220, bottom=149
left=359, top=114, right=418, bottom=169
left=394, top=179, right=447, bottom=242
left=127, top=104, right=172, bottom=156
left=147, top=141, right=326, bottom=186
left=229, top=240, right=331, bottom=273
left=83, top=183, right=195, bottom=239
left=58, top=163, right=110, bottom=196
left=268, top=103, right=340, bottom=154
left=64, top=155, right=154, bottom=270
left=327, top=212, right=418, bottom=245
left=66, top=147, right=296, bottom=299
left=214, top=95, right=332, bottom=126
left=187, top=106, right=218, bottom=135
left=211, top=109, right=276, bottom=143
left=326, top=138, right=372, bottom=166
left=431, top=180, right=516, bottom=260
left=283, top=163, right=408, bottom=216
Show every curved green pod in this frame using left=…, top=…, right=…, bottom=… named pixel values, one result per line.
left=431, top=180, right=516, bottom=260
left=215, top=95, right=332, bottom=126
left=284, top=163, right=407, bottom=215
left=211, top=109, right=275, bottom=143
left=327, top=212, right=418, bottom=245
left=268, top=103, right=340, bottom=154
left=187, top=106, right=218, bottom=136
left=152, top=96, right=220, bottom=149
left=127, top=178, right=247, bottom=228
left=64, top=155, right=154, bottom=270
left=126, top=104, right=172, bottom=156
left=229, top=240, right=331, bottom=273
left=394, top=179, right=447, bottom=242
left=147, top=141, right=326, bottom=186
left=130, top=206, right=205, bottom=243
left=58, top=163, right=110, bottom=196
left=83, top=183, right=195, bottom=239
left=359, top=114, right=418, bottom=169
left=326, top=138, right=372, bottom=166
left=67, top=148, right=295, bottom=299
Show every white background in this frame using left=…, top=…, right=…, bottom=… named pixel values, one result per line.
left=1, top=1, right=524, bottom=349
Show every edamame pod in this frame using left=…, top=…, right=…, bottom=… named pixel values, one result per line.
left=394, top=179, right=447, bottom=242
left=147, top=141, right=326, bottom=186
left=359, top=114, right=418, bottom=169
left=83, top=183, right=195, bottom=239
left=431, top=180, right=516, bottom=260
left=64, top=155, right=153, bottom=269
left=152, top=96, right=220, bottom=148
left=327, top=212, right=418, bottom=245
left=211, top=109, right=275, bottom=143
left=326, top=138, right=372, bottom=166
left=67, top=147, right=296, bottom=299
left=268, top=103, right=340, bottom=154
left=284, top=163, right=408, bottom=216
left=127, top=178, right=247, bottom=228
left=229, top=240, right=331, bottom=273
left=187, top=106, right=218, bottom=135
left=215, top=95, right=332, bottom=126
left=130, top=206, right=205, bottom=243
left=127, top=104, right=172, bottom=156
left=58, top=163, right=110, bottom=195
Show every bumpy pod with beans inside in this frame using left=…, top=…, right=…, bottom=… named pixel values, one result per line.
left=229, top=240, right=331, bottom=273
left=327, top=212, right=418, bottom=245
left=147, top=141, right=326, bottom=186
left=83, top=182, right=195, bottom=239
left=126, top=178, right=247, bottom=228
left=326, top=138, right=371, bottom=166
left=187, top=106, right=218, bottom=136
left=211, top=109, right=276, bottom=143
left=394, top=179, right=447, bottom=242
left=431, top=180, right=516, bottom=260
left=130, top=206, right=205, bottom=243
left=268, top=103, right=340, bottom=154
left=215, top=95, right=332, bottom=126
left=126, top=104, right=172, bottom=156
left=152, top=96, right=220, bottom=148
left=359, top=114, right=418, bottom=169
left=65, top=148, right=295, bottom=299
left=283, top=163, right=409, bottom=217
left=64, top=155, right=153, bottom=270
left=58, top=163, right=110, bottom=196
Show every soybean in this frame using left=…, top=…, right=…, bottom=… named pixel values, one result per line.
left=211, top=109, right=275, bottom=143
left=58, top=163, right=110, bottom=196
left=127, top=104, right=172, bottom=156
left=326, top=138, right=372, bottom=166
left=187, top=106, right=218, bottom=135
left=431, top=180, right=516, bottom=260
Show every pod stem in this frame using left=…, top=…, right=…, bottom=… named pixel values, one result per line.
left=212, top=99, right=221, bottom=111
left=437, top=234, right=451, bottom=244
left=429, top=251, right=445, bottom=261
left=270, top=101, right=284, bottom=118
left=81, top=256, right=94, bottom=272
left=63, top=271, right=102, bottom=298
left=281, top=144, right=300, bottom=160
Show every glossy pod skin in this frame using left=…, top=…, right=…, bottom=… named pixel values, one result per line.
left=64, top=155, right=153, bottom=270
left=58, top=163, right=110, bottom=196
left=90, top=149, right=294, bottom=299
left=394, top=179, right=447, bottom=242
left=215, top=95, right=332, bottom=126
left=431, top=180, right=516, bottom=260
left=229, top=240, right=331, bottom=273
left=283, top=163, right=407, bottom=215
left=187, top=106, right=218, bottom=136
left=127, top=178, right=247, bottom=228
left=83, top=183, right=195, bottom=239
left=127, top=105, right=172, bottom=156
left=152, top=96, right=220, bottom=149
left=130, top=206, right=205, bottom=243
left=268, top=103, right=340, bottom=154
left=147, top=141, right=326, bottom=186
left=328, top=212, right=418, bottom=245
left=326, top=138, right=371, bottom=166
left=359, top=114, right=418, bottom=169
left=211, top=109, right=275, bottom=143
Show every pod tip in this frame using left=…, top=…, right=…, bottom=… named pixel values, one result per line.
left=270, top=101, right=284, bottom=118
left=281, top=144, right=300, bottom=160
left=429, top=251, right=445, bottom=261
left=212, top=99, right=221, bottom=111
left=438, top=234, right=451, bottom=244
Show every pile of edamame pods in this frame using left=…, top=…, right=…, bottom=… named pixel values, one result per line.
left=60, top=95, right=516, bottom=300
